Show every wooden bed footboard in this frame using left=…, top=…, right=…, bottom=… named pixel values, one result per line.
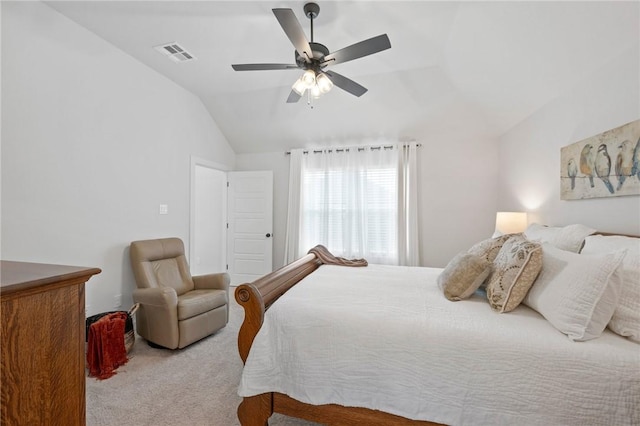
left=234, top=254, right=442, bottom=426
left=235, top=253, right=322, bottom=363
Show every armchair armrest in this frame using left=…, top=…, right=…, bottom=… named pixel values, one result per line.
left=133, top=287, right=178, bottom=307
left=132, top=287, right=179, bottom=349
left=193, top=272, right=230, bottom=293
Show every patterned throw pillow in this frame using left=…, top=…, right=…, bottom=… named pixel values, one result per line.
left=438, top=252, right=492, bottom=301
left=486, top=235, right=543, bottom=313
left=468, top=233, right=521, bottom=263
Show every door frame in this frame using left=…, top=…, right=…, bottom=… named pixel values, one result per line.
left=189, top=156, right=231, bottom=270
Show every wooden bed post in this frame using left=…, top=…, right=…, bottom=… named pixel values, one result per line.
left=235, top=284, right=265, bottom=364
left=235, top=254, right=322, bottom=426
left=235, top=253, right=322, bottom=363
left=237, top=394, right=272, bottom=426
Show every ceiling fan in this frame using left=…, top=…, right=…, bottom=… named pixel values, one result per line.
left=231, top=2, right=391, bottom=103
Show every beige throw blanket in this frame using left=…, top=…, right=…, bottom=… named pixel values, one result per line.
left=307, top=245, right=368, bottom=267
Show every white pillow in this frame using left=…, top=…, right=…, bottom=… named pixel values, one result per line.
left=524, top=223, right=596, bottom=253
left=581, top=235, right=640, bottom=342
left=523, top=243, right=625, bottom=341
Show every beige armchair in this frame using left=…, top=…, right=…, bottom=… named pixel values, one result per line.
left=129, top=237, right=229, bottom=349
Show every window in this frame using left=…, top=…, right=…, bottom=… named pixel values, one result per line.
left=284, top=143, right=419, bottom=267
left=299, top=147, right=399, bottom=264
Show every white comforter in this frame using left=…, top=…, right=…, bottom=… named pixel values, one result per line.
left=238, top=264, right=640, bottom=425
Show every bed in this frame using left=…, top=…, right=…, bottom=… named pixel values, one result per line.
left=234, top=232, right=640, bottom=426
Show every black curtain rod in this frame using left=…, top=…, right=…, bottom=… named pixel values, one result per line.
left=285, top=143, right=422, bottom=155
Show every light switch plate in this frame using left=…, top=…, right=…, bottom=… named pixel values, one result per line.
left=159, top=204, right=168, bottom=215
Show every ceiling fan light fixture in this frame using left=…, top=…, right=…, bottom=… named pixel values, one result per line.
left=292, top=77, right=307, bottom=96
left=310, top=83, right=322, bottom=98
left=231, top=3, right=391, bottom=104
left=301, top=69, right=316, bottom=88
left=316, top=73, right=333, bottom=93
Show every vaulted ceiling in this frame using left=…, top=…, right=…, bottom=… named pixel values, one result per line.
left=46, top=1, right=639, bottom=154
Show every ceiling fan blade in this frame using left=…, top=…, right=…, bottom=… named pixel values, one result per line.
left=286, top=90, right=303, bottom=103
left=272, top=8, right=313, bottom=63
left=323, top=34, right=391, bottom=66
left=232, top=63, right=299, bottom=71
left=324, top=71, right=367, bottom=97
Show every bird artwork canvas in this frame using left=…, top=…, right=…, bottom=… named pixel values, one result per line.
left=561, top=119, right=640, bottom=200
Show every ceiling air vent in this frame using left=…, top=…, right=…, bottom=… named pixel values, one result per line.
left=154, top=42, right=196, bottom=63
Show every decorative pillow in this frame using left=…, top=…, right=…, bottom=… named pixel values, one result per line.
left=581, top=235, right=640, bottom=342
left=468, top=233, right=520, bottom=263
left=486, top=235, right=542, bottom=313
left=524, top=223, right=596, bottom=253
left=438, top=252, right=492, bottom=301
left=523, top=243, right=626, bottom=341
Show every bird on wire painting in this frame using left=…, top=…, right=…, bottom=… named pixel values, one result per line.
left=561, top=119, right=640, bottom=200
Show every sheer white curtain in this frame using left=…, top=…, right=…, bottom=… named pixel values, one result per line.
left=284, top=143, right=420, bottom=265
left=398, top=143, right=420, bottom=266
left=300, top=146, right=399, bottom=264
left=283, top=149, right=303, bottom=265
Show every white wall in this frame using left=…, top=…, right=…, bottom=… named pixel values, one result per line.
left=1, top=2, right=236, bottom=314
left=497, top=44, right=640, bottom=235
left=417, top=134, right=499, bottom=267
left=192, top=165, right=227, bottom=276
left=237, top=138, right=499, bottom=269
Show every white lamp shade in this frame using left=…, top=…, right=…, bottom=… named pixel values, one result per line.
left=301, top=70, right=316, bottom=88
left=292, top=77, right=307, bottom=96
left=316, top=73, right=333, bottom=93
left=310, top=84, right=322, bottom=98
left=495, top=212, right=527, bottom=235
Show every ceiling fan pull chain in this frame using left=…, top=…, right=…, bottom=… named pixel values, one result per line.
left=307, top=90, right=314, bottom=109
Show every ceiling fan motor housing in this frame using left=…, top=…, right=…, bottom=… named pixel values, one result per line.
left=295, top=42, right=330, bottom=70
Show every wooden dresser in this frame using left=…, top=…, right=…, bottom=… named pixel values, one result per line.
left=1, top=261, right=101, bottom=426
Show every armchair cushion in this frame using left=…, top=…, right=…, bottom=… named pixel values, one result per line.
left=177, top=289, right=228, bottom=321
left=130, top=238, right=194, bottom=295
left=149, top=258, right=193, bottom=295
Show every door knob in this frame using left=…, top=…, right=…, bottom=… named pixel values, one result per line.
left=266, top=233, right=271, bottom=238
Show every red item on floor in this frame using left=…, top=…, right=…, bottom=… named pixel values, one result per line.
left=86, top=312, right=129, bottom=379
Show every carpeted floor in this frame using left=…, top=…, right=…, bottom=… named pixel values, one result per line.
left=86, top=293, right=319, bottom=426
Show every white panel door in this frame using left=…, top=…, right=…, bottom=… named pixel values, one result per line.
left=227, top=171, right=273, bottom=286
